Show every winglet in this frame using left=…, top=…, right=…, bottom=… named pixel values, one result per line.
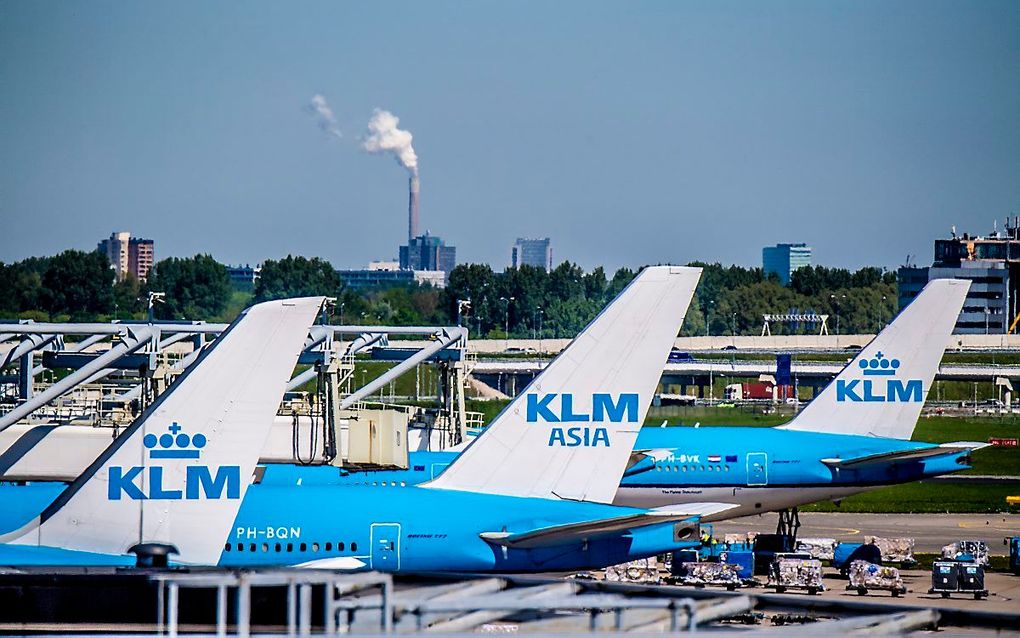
left=5, top=297, right=324, bottom=564
left=423, top=266, right=701, bottom=503
left=779, top=279, right=970, bottom=439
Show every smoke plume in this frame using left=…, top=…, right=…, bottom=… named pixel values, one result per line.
left=308, top=94, right=342, bottom=139
left=362, top=109, right=418, bottom=175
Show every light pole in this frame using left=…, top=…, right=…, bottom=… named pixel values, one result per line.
left=830, top=294, right=846, bottom=335
left=500, top=296, right=515, bottom=338
left=705, top=300, right=714, bottom=337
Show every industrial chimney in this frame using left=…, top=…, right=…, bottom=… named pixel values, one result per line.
left=408, top=175, right=420, bottom=242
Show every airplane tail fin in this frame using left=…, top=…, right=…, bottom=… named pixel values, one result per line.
left=5, top=297, right=324, bottom=564
left=424, top=266, right=701, bottom=503
left=779, top=279, right=969, bottom=439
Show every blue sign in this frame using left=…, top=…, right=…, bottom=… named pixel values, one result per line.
left=526, top=393, right=639, bottom=447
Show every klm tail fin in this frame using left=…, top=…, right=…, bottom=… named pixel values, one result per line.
left=424, top=266, right=701, bottom=503
left=780, top=279, right=969, bottom=439
left=4, top=297, right=324, bottom=564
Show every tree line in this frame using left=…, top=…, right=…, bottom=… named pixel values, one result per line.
left=0, top=250, right=896, bottom=336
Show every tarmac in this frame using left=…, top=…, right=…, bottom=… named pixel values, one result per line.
left=712, top=512, right=1020, bottom=554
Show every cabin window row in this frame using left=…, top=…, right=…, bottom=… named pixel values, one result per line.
left=224, top=541, right=358, bottom=553
left=656, top=465, right=729, bottom=473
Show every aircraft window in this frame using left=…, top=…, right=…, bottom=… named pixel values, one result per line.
left=249, top=543, right=256, bottom=553
left=700, top=465, right=705, bottom=472
left=312, top=543, right=320, bottom=552
left=224, top=543, right=231, bottom=552
left=664, top=466, right=670, bottom=472
left=262, top=543, right=269, bottom=553
left=351, top=542, right=358, bottom=552
left=656, top=466, right=661, bottom=472
left=390, top=482, right=397, bottom=487
left=372, top=482, right=378, bottom=486
left=338, top=542, right=345, bottom=551
left=724, top=465, right=730, bottom=471
left=275, top=543, right=282, bottom=552
left=681, top=466, right=687, bottom=472
left=326, top=542, right=332, bottom=551
left=236, top=543, right=244, bottom=552
left=300, top=543, right=307, bottom=552
left=287, top=543, right=293, bottom=552
left=400, top=481, right=406, bottom=487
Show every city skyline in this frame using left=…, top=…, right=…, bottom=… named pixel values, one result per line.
left=1, top=2, right=1017, bottom=272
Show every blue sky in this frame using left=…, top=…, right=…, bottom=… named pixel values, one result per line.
left=1, top=1, right=1017, bottom=272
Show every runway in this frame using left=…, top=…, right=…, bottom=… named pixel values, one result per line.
left=712, top=512, right=1020, bottom=554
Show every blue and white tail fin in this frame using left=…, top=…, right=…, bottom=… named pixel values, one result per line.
left=779, top=279, right=969, bottom=439
left=2, top=297, right=324, bottom=565
left=424, top=266, right=701, bottom=503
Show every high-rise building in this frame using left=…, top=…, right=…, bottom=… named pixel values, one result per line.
left=399, top=233, right=456, bottom=274
left=511, top=237, right=553, bottom=271
left=763, top=243, right=812, bottom=285
left=898, top=220, right=1020, bottom=334
left=98, top=232, right=155, bottom=282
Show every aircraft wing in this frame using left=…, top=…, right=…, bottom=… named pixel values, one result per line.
left=479, top=503, right=738, bottom=549
left=821, top=442, right=989, bottom=469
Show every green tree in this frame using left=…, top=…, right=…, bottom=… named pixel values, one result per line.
left=254, top=256, right=341, bottom=303
left=38, top=250, right=115, bottom=319
left=146, top=255, right=231, bottom=319
left=112, top=273, right=144, bottom=318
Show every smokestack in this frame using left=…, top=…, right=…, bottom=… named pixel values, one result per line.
left=408, top=175, right=420, bottom=241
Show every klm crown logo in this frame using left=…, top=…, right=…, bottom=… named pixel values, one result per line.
left=108, top=422, right=240, bottom=501
left=143, top=422, right=207, bottom=459
left=859, top=352, right=900, bottom=376
left=837, top=351, right=922, bottom=403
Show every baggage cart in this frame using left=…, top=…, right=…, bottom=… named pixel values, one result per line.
left=863, top=535, right=916, bottom=566
left=845, top=560, right=906, bottom=597
left=768, top=555, right=824, bottom=595
left=941, top=540, right=990, bottom=566
left=719, top=549, right=755, bottom=580
left=930, top=561, right=960, bottom=598
left=670, top=561, right=743, bottom=590
left=795, top=538, right=837, bottom=561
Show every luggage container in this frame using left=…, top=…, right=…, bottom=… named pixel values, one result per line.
left=719, top=549, right=755, bottom=580
left=958, top=563, right=989, bottom=600
left=769, top=556, right=824, bottom=595
left=1007, top=536, right=1020, bottom=576
left=752, top=534, right=795, bottom=575
left=846, top=560, right=906, bottom=597
left=669, top=549, right=700, bottom=575
left=930, top=561, right=961, bottom=598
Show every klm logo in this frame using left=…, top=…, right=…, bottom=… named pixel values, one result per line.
left=836, top=352, right=923, bottom=403
left=526, top=393, right=639, bottom=447
left=108, top=423, right=241, bottom=501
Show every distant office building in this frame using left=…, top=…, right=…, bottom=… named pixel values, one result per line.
left=763, top=243, right=812, bottom=285
left=399, top=233, right=456, bottom=274
left=339, top=264, right=447, bottom=290
left=511, top=237, right=553, bottom=271
left=898, top=220, right=1020, bottom=334
left=98, top=231, right=155, bottom=282
left=227, top=264, right=261, bottom=289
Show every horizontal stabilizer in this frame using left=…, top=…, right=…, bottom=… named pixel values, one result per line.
left=479, top=503, right=736, bottom=549
left=624, top=448, right=675, bottom=476
left=821, top=442, right=987, bottom=468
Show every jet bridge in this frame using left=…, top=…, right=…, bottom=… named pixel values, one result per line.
left=0, top=318, right=478, bottom=478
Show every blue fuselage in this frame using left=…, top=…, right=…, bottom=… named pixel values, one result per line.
left=0, top=426, right=971, bottom=567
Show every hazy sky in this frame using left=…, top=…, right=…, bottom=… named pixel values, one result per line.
left=1, top=1, right=1017, bottom=272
